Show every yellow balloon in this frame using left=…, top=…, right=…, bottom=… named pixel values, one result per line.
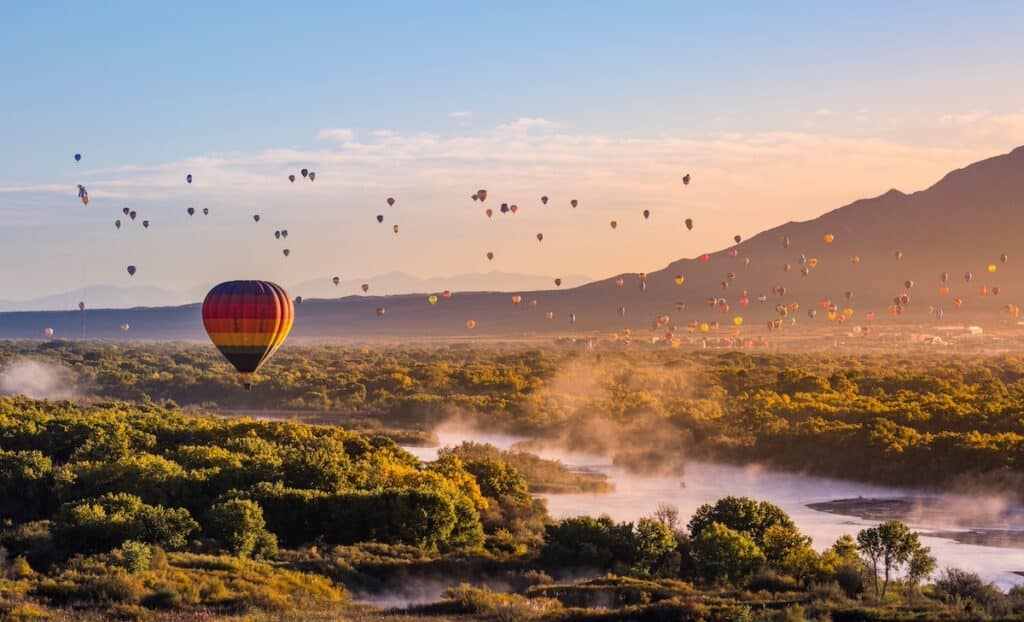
left=823, top=233, right=834, bottom=244
left=699, top=322, right=709, bottom=333
left=427, top=295, right=438, bottom=305
left=674, top=275, right=685, bottom=286
left=843, top=308, right=854, bottom=318
left=988, top=263, right=997, bottom=273
left=732, top=316, right=743, bottom=326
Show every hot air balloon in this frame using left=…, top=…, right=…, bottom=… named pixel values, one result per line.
left=43, top=327, right=54, bottom=338
left=294, top=296, right=302, bottom=305
left=953, top=298, right=964, bottom=309
left=733, top=316, right=743, bottom=326
left=74, top=153, right=81, bottom=162
left=528, top=299, right=538, bottom=307
left=939, top=286, right=950, bottom=296
left=428, top=294, right=438, bottom=305
left=187, top=207, right=195, bottom=216
left=376, top=306, right=386, bottom=317
left=253, top=215, right=260, bottom=222
left=500, top=203, right=509, bottom=214
left=783, top=236, right=790, bottom=249
left=78, top=185, right=89, bottom=205
left=486, top=252, right=494, bottom=261
left=393, top=224, right=400, bottom=234
left=465, top=320, right=477, bottom=330
left=282, top=249, right=290, bottom=257
left=362, top=283, right=369, bottom=293
left=965, top=271, right=974, bottom=282
left=510, top=204, right=519, bottom=214
left=674, top=275, right=685, bottom=286
left=546, top=311, right=555, bottom=320
left=123, top=207, right=130, bottom=216
left=823, top=233, right=834, bottom=244
left=78, top=301, right=85, bottom=311
left=121, top=323, right=130, bottom=334
left=988, top=263, right=997, bottom=273
left=850, top=255, right=860, bottom=265
left=618, top=306, right=626, bottom=317
left=485, top=209, right=493, bottom=218
left=570, top=199, right=578, bottom=208
left=387, top=197, right=395, bottom=207
left=615, top=278, right=625, bottom=288
left=442, top=290, right=452, bottom=299
left=512, top=295, right=522, bottom=305
left=202, top=208, right=209, bottom=216
left=201, top=280, right=293, bottom=389
left=569, top=313, right=576, bottom=325
left=807, top=309, right=817, bottom=319
left=186, top=174, right=193, bottom=184
left=699, top=254, right=710, bottom=263
left=979, top=285, right=989, bottom=295
left=610, top=221, right=618, bottom=230
left=682, top=174, right=691, bottom=186
left=895, top=250, right=904, bottom=261
left=281, top=230, right=288, bottom=239
left=377, top=214, right=384, bottom=223
left=992, top=286, right=1002, bottom=296
left=301, top=168, right=308, bottom=178
left=115, top=220, right=121, bottom=229
left=288, top=174, right=296, bottom=183
left=554, top=278, right=562, bottom=287
left=308, top=172, right=316, bottom=181
left=904, top=280, right=914, bottom=289
left=844, top=291, right=853, bottom=301
left=643, top=210, right=651, bottom=220
left=333, top=276, right=340, bottom=286
left=541, top=196, right=549, bottom=205
left=471, top=194, right=479, bottom=202
left=1001, top=253, right=1009, bottom=264
left=783, top=263, right=791, bottom=272
left=129, top=210, right=137, bottom=220
left=537, top=233, right=544, bottom=242
left=940, top=272, right=949, bottom=283
left=274, top=230, right=281, bottom=239
left=734, top=235, right=742, bottom=244
left=126, top=265, right=136, bottom=276
left=685, top=218, right=693, bottom=231
left=476, top=189, right=488, bottom=202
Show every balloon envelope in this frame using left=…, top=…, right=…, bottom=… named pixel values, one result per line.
left=201, top=280, right=294, bottom=389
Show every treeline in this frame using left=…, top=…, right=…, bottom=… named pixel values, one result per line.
left=4, top=340, right=1024, bottom=492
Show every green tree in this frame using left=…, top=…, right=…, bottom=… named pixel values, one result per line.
left=691, top=522, right=766, bottom=586
left=632, top=517, right=677, bottom=577
left=205, top=498, right=276, bottom=557
left=856, top=520, right=930, bottom=598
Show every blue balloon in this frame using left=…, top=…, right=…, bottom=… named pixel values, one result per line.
left=74, top=153, right=81, bottom=162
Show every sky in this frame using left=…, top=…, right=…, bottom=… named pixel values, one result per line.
left=2, top=1, right=1023, bottom=303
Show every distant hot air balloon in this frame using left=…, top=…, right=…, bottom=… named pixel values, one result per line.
left=476, top=189, right=488, bottom=202
left=74, top=153, right=81, bottom=162
left=1001, top=253, right=1009, bottom=264
left=115, top=220, right=121, bottom=229
left=510, top=204, right=518, bottom=214
left=570, top=199, right=578, bottom=208
left=569, top=313, right=576, bottom=325
left=78, top=301, right=85, bottom=311
left=142, top=220, right=150, bottom=229
left=699, top=254, right=709, bottom=263
left=294, top=296, right=302, bottom=305
left=121, top=323, right=130, bottom=334
left=126, top=265, right=136, bottom=276
left=186, top=174, right=193, bottom=184
left=904, top=280, right=914, bottom=289
left=253, top=214, right=260, bottom=222
left=393, top=224, right=400, bottom=234
left=377, top=214, right=384, bottom=223
left=734, top=235, right=742, bottom=244
left=988, top=263, right=997, bottom=273
left=546, top=311, right=555, bottom=320
left=541, top=196, right=549, bottom=205
left=202, top=280, right=293, bottom=389
left=129, top=210, right=137, bottom=220
left=500, top=203, right=509, bottom=214
left=615, top=278, right=625, bottom=288
left=123, top=207, right=130, bottom=216
left=610, top=220, right=618, bottom=230
left=332, top=276, right=340, bottom=286
left=187, top=207, right=195, bottom=216
left=685, top=218, right=693, bottom=231
left=528, top=299, right=538, bottom=307
left=485, top=209, right=493, bottom=218
left=895, top=250, right=904, bottom=261
left=733, top=316, right=743, bottom=326
left=301, top=168, right=309, bottom=178
left=674, top=275, right=685, bottom=286
left=465, top=319, right=477, bottom=330
left=289, top=174, right=296, bottom=183
left=823, top=233, right=834, bottom=244
left=554, top=278, right=562, bottom=287
left=940, top=271, right=949, bottom=283
left=965, top=271, right=974, bottom=282
left=202, top=208, right=209, bottom=216
left=618, top=306, right=626, bottom=317
left=362, top=283, right=369, bottom=293
left=643, top=209, right=651, bottom=220
left=376, top=306, right=386, bottom=317
left=281, top=230, right=288, bottom=238
left=442, top=290, right=452, bottom=299
left=43, top=327, right=54, bottom=338
left=282, top=249, right=290, bottom=257
left=850, top=255, right=860, bottom=264
left=512, top=295, right=522, bottom=305
left=537, top=233, right=544, bottom=242
left=274, top=230, right=281, bottom=239
left=387, top=197, right=396, bottom=207
left=783, top=236, right=790, bottom=249
left=682, top=174, right=691, bottom=185
left=428, top=294, right=439, bottom=305
left=486, top=251, right=494, bottom=261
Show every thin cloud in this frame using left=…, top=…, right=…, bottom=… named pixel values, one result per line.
left=316, top=128, right=357, bottom=142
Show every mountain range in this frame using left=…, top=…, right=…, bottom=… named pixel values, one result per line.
left=3, top=146, right=1023, bottom=340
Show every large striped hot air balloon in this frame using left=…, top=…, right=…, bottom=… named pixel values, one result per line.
left=201, top=281, right=294, bottom=389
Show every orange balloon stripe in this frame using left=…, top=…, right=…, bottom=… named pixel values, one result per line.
left=205, top=331, right=289, bottom=348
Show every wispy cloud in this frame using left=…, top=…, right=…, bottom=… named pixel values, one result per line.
left=316, top=128, right=357, bottom=142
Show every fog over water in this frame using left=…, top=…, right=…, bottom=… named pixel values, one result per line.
left=406, top=426, right=1024, bottom=590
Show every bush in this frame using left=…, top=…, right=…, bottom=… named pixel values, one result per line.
left=205, top=498, right=272, bottom=557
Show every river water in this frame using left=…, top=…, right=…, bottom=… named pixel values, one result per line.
left=405, top=427, right=1024, bottom=590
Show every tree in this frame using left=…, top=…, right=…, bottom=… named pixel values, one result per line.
left=690, top=522, right=765, bottom=586
left=205, top=498, right=275, bottom=557
left=856, top=520, right=929, bottom=598
left=688, top=497, right=798, bottom=546
left=632, top=517, right=677, bottom=577
left=653, top=503, right=681, bottom=533
left=906, top=545, right=937, bottom=596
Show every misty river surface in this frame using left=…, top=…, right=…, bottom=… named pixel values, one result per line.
left=405, top=427, right=1024, bottom=590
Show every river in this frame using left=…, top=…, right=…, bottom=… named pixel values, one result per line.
left=405, top=426, right=1024, bottom=590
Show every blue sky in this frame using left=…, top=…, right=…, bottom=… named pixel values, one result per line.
left=2, top=1, right=1023, bottom=302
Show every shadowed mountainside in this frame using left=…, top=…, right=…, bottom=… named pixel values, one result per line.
left=3, top=146, right=1024, bottom=340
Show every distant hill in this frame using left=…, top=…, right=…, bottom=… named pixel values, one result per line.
left=3, top=146, right=1024, bottom=340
